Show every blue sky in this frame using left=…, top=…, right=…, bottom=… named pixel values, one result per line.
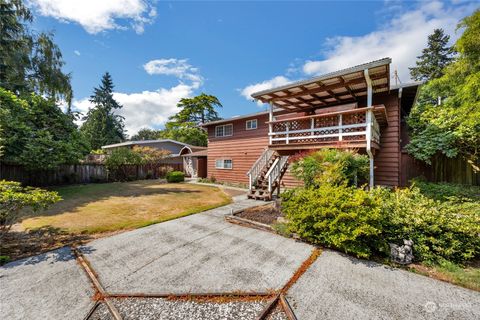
left=29, top=0, right=477, bottom=136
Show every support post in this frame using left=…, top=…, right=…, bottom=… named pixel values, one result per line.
left=364, top=69, right=374, bottom=188
left=268, top=103, right=273, bottom=145
left=311, top=118, right=314, bottom=136
left=338, top=114, right=343, bottom=141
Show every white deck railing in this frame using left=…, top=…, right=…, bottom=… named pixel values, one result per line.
left=265, top=156, right=289, bottom=193
left=268, top=107, right=383, bottom=146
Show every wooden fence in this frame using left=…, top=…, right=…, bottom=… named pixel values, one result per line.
left=0, top=163, right=183, bottom=187
left=401, top=151, right=480, bottom=186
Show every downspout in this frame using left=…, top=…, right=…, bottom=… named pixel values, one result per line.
left=364, top=69, right=374, bottom=188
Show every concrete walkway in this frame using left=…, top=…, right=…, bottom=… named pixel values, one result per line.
left=287, top=250, right=480, bottom=320
left=1, top=194, right=479, bottom=319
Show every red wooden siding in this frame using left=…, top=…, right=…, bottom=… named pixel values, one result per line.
left=207, top=114, right=269, bottom=185
left=205, top=91, right=402, bottom=187
left=372, top=93, right=401, bottom=186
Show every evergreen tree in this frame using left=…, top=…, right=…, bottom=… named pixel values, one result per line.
left=81, top=73, right=125, bottom=150
left=170, top=93, right=222, bottom=125
left=409, top=28, right=454, bottom=81
left=130, top=128, right=160, bottom=141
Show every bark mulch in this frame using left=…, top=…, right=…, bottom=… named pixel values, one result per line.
left=236, top=204, right=283, bottom=225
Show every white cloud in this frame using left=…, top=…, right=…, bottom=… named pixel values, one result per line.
left=143, top=59, right=203, bottom=86
left=29, top=0, right=156, bottom=34
left=302, top=1, right=475, bottom=82
left=240, top=76, right=292, bottom=106
left=74, top=50, right=81, bottom=56
left=73, top=83, right=196, bottom=136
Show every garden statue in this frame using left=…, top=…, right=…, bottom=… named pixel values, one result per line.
left=390, top=239, right=414, bottom=265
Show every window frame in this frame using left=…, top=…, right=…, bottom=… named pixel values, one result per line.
left=215, top=159, right=233, bottom=170
left=245, top=119, right=258, bottom=130
left=215, top=124, right=233, bottom=137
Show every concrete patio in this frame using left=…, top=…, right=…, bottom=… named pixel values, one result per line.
left=1, top=194, right=479, bottom=319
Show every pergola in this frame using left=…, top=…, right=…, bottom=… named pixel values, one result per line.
left=251, top=58, right=392, bottom=187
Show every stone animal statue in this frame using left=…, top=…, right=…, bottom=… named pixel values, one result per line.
left=390, top=239, right=414, bottom=265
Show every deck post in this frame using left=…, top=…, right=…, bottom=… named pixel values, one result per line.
left=338, top=114, right=343, bottom=141
left=364, top=69, right=374, bottom=188
left=269, top=103, right=273, bottom=145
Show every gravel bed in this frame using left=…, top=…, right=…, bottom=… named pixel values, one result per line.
left=88, top=302, right=113, bottom=320
left=266, top=304, right=289, bottom=320
left=105, top=297, right=269, bottom=320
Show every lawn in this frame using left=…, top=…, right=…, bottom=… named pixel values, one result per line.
left=21, top=180, right=232, bottom=233
left=1, top=181, right=232, bottom=263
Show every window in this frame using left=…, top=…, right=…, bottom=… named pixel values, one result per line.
left=246, top=119, right=257, bottom=130
left=215, top=159, right=233, bottom=169
left=215, top=124, right=233, bottom=137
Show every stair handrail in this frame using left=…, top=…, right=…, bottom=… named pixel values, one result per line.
left=266, top=156, right=289, bottom=193
left=247, top=148, right=274, bottom=191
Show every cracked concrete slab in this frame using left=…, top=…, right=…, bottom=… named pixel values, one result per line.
left=0, top=247, right=95, bottom=320
left=81, top=200, right=313, bottom=294
left=287, top=250, right=480, bottom=320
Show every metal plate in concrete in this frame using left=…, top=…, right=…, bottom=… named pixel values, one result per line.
left=287, top=250, right=480, bottom=320
left=0, top=247, right=95, bottom=320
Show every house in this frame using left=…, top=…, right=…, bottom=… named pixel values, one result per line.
left=101, top=139, right=207, bottom=176
left=202, top=58, right=422, bottom=200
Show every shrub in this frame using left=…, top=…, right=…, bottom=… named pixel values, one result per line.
left=166, top=171, right=185, bottom=183
left=281, top=183, right=480, bottom=264
left=281, top=184, right=385, bottom=258
left=0, top=180, right=61, bottom=235
left=290, top=149, right=369, bottom=187
left=377, top=186, right=480, bottom=263
left=158, top=165, right=174, bottom=178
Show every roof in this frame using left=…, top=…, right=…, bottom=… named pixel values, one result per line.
left=251, top=58, right=391, bottom=111
left=182, top=149, right=207, bottom=157
left=390, top=81, right=423, bottom=91
left=101, top=139, right=197, bottom=150
left=202, top=109, right=273, bottom=127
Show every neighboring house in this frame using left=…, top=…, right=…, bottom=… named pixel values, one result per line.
left=202, top=58, right=422, bottom=199
left=101, top=139, right=206, bottom=176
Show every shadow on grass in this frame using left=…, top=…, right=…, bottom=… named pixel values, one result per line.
left=0, top=226, right=95, bottom=265
left=21, top=181, right=210, bottom=220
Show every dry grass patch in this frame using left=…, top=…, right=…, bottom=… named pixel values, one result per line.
left=21, top=180, right=231, bottom=234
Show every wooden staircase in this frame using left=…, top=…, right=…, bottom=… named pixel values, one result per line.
left=247, top=149, right=289, bottom=201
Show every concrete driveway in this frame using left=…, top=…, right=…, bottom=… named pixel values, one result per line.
left=1, top=194, right=479, bottom=319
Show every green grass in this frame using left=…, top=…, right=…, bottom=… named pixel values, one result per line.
left=21, top=180, right=232, bottom=234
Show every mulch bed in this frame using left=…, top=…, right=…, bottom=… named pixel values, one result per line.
left=236, top=204, right=283, bottom=225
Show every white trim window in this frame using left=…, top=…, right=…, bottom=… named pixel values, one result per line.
left=215, top=124, right=233, bottom=137
left=246, top=119, right=258, bottom=130
left=215, top=159, right=233, bottom=169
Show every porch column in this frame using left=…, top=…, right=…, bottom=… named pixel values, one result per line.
left=364, top=69, right=374, bottom=188
left=268, top=103, right=273, bottom=145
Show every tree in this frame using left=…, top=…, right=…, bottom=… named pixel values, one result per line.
left=81, top=72, right=126, bottom=150
left=0, top=0, right=72, bottom=104
left=130, top=128, right=160, bottom=141
left=170, top=93, right=222, bottom=125
left=159, top=122, right=207, bottom=147
left=409, top=28, right=454, bottom=82
left=407, top=10, right=480, bottom=170
left=0, top=88, right=89, bottom=170
left=0, top=180, right=61, bottom=236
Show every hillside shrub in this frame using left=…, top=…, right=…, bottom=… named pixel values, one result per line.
left=282, top=183, right=480, bottom=263
left=377, top=185, right=480, bottom=263
left=290, top=149, right=369, bottom=188
left=166, top=171, right=185, bottom=183
left=281, top=184, right=385, bottom=258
